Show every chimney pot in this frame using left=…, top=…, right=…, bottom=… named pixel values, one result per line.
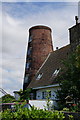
left=75, top=16, right=78, bottom=25
left=56, top=47, right=58, bottom=50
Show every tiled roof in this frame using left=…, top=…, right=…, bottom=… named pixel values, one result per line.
left=27, top=44, right=71, bottom=88
left=69, top=23, right=80, bottom=30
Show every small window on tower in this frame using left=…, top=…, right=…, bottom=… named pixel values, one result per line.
left=29, top=36, right=32, bottom=42
left=36, top=73, right=43, bottom=80
left=24, top=74, right=29, bottom=83
left=26, top=62, right=30, bottom=69
left=27, top=47, right=32, bottom=55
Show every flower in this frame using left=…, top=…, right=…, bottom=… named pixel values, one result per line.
left=72, top=104, right=76, bottom=106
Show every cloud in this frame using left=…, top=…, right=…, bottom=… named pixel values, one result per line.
left=2, top=13, right=27, bottom=58
left=0, top=2, right=2, bottom=57
left=1, top=2, right=78, bottom=96
left=2, top=58, right=25, bottom=95
left=2, top=10, right=27, bottom=96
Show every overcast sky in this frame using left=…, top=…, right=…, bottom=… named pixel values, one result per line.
left=1, top=1, right=79, bottom=97
left=2, top=0, right=80, bottom=2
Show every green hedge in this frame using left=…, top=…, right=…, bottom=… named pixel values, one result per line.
left=1, top=106, right=65, bottom=120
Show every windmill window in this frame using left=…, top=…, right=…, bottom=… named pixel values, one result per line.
left=26, top=62, right=30, bottom=69
left=36, top=73, right=43, bottom=80
left=29, top=36, right=32, bottom=42
left=27, top=47, right=32, bottom=55
left=24, top=74, right=29, bottom=83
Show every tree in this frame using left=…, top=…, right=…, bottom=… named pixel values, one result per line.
left=56, top=45, right=80, bottom=109
left=44, top=90, right=52, bottom=110
left=1, top=94, right=15, bottom=103
left=17, top=88, right=32, bottom=101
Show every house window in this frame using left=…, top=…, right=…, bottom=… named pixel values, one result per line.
left=30, top=93, right=34, bottom=100
left=36, top=73, right=43, bottom=80
left=42, top=91, right=51, bottom=99
left=49, top=91, right=51, bottom=98
left=52, top=68, right=60, bottom=76
left=42, top=91, right=46, bottom=99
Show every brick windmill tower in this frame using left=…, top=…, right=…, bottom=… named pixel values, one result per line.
left=23, top=25, right=53, bottom=90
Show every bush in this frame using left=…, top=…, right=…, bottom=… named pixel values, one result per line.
left=62, top=107, right=69, bottom=112
left=1, top=103, right=65, bottom=120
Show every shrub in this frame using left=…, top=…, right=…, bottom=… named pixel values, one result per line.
left=62, top=107, right=69, bottom=112
left=1, top=103, right=65, bottom=120
left=68, top=115, right=74, bottom=120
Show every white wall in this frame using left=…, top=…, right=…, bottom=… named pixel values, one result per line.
left=29, top=99, right=54, bottom=110
left=14, top=93, right=20, bottom=100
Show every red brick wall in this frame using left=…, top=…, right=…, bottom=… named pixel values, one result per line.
left=23, top=26, right=53, bottom=90
left=29, top=26, right=53, bottom=76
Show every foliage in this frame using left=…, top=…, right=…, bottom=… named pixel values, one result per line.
left=62, top=108, right=69, bottom=112
left=0, top=112, right=2, bottom=120
left=17, top=88, right=32, bottom=101
left=70, top=103, right=80, bottom=112
left=61, top=104, right=80, bottom=112
left=1, top=94, right=15, bottom=103
left=1, top=102, right=65, bottom=120
left=44, top=90, right=52, bottom=110
left=56, top=45, right=80, bottom=110
left=68, top=115, right=74, bottom=120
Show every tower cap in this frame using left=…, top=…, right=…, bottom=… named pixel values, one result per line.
left=29, top=25, right=52, bottom=32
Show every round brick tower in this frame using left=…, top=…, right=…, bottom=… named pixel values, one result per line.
left=23, top=25, right=53, bottom=90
